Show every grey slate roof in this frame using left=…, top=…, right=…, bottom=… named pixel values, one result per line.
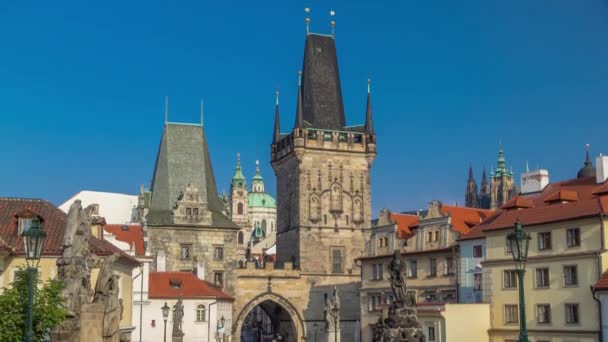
left=300, top=34, right=346, bottom=130
left=147, top=123, right=238, bottom=229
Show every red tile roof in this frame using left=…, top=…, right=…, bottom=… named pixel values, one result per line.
left=595, top=269, right=608, bottom=291
left=407, top=205, right=494, bottom=235
left=478, top=177, right=608, bottom=233
left=501, top=196, right=534, bottom=210
left=104, top=224, right=145, bottom=256
left=389, top=213, right=419, bottom=239
left=459, top=223, right=487, bottom=241
left=148, top=272, right=233, bottom=300
left=543, top=190, right=579, bottom=203
left=0, top=197, right=140, bottom=267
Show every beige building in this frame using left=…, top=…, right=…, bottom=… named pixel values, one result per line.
left=417, top=303, right=491, bottom=342
left=358, top=204, right=492, bottom=341
left=0, top=197, right=141, bottom=340
left=477, top=155, right=608, bottom=342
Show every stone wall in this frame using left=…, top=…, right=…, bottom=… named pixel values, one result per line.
left=147, top=226, right=238, bottom=295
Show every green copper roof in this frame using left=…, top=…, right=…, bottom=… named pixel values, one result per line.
left=494, top=144, right=509, bottom=178
left=248, top=192, right=276, bottom=208
left=232, top=153, right=246, bottom=188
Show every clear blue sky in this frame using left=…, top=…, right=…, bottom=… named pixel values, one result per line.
left=1, top=0, right=607, bottom=214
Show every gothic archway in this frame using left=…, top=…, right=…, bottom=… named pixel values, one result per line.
left=233, top=293, right=305, bottom=342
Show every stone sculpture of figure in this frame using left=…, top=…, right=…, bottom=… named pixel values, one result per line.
left=173, top=298, right=185, bottom=336
left=91, top=254, right=122, bottom=339
left=57, top=200, right=96, bottom=318
left=93, top=254, right=119, bottom=301
left=388, top=250, right=408, bottom=304
left=324, top=286, right=341, bottom=334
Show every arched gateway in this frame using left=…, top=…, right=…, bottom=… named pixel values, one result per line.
left=234, top=292, right=305, bottom=342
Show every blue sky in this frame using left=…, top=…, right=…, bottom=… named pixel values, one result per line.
left=1, top=0, right=607, bottom=214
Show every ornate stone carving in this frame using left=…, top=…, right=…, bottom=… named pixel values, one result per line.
left=372, top=251, right=425, bottom=342
left=324, top=287, right=341, bottom=341
left=173, top=184, right=211, bottom=225
left=172, top=298, right=185, bottom=338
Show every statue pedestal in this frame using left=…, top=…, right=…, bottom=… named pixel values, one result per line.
left=326, top=329, right=340, bottom=342
left=172, top=333, right=185, bottom=342
left=52, top=303, right=105, bottom=342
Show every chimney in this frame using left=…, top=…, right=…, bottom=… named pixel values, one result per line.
left=156, top=251, right=166, bottom=272
left=197, top=261, right=206, bottom=281
left=520, top=169, right=550, bottom=194
left=597, top=155, right=608, bottom=184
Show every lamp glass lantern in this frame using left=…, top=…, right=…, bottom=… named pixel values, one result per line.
left=21, top=218, right=46, bottom=267
left=507, top=219, right=531, bottom=271
left=162, top=302, right=170, bottom=321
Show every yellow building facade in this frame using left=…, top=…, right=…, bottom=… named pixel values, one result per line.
left=478, top=174, right=608, bottom=342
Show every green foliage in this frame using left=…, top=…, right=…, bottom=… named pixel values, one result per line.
left=0, top=268, right=67, bottom=342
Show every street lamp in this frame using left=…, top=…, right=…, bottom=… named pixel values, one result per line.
left=22, top=217, right=46, bottom=342
left=313, top=322, right=318, bottom=342
left=507, top=219, right=531, bottom=342
left=161, top=302, right=170, bottom=342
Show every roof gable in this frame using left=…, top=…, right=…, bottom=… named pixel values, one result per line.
left=148, top=271, right=233, bottom=300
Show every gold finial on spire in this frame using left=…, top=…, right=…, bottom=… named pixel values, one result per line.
left=330, top=10, right=335, bottom=37
left=275, top=88, right=279, bottom=106
left=164, top=96, right=169, bottom=126
left=305, top=8, right=311, bottom=35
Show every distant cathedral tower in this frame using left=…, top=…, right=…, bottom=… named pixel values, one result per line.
left=271, top=32, right=376, bottom=274
left=230, top=154, right=250, bottom=227
left=465, top=145, right=516, bottom=209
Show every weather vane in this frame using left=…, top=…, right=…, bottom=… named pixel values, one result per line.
left=305, top=8, right=311, bottom=35
left=330, top=10, right=335, bottom=37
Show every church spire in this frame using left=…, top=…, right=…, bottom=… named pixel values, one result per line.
left=365, top=78, right=374, bottom=135
left=495, top=143, right=508, bottom=178
left=273, top=90, right=281, bottom=144
left=294, top=71, right=303, bottom=129
left=465, top=162, right=479, bottom=208
left=232, top=153, right=246, bottom=188
left=481, top=167, right=489, bottom=194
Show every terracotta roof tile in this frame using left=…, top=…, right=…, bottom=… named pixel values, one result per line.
left=440, top=205, right=494, bottom=234
left=595, top=269, right=608, bottom=291
left=479, top=177, right=608, bottom=232
left=501, top=196, right=534, bottom=210
left=104, top=224, right=145, bottom=256
left=148, top=272, right=233, bottom=300
left=389, top=213, right=418, bottom=239
left=0, top=197, right=140, bottom=267
left=543, top=190, right=579, bottom=203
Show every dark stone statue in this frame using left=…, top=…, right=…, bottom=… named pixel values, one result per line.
left=372, top=251, right=425, bottom=342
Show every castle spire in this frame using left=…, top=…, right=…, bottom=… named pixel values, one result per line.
left=294, top=71, right=303, bottom=129
left=495, top=143, right=507, bottom=177
left=365, top=78, right=374, bottom=135
left=481, top=167, right=489, bottom=194
left=465, top=162, right=479, bottom=208
left=273, top=90, right=281, bottom=144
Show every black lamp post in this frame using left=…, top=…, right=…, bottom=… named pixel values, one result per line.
left=161, top=302, right=170, bottom=342
left=507, top=219, right=531, bottom=342
left=313, top=322, right=318, bottom=342
left=22, top=218, right=46, bottom=342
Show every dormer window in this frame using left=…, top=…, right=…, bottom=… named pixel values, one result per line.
left=16, top=210, right=42, bottom=234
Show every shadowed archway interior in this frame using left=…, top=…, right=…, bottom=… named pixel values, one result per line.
left=240, top=300, right=297, bottom=342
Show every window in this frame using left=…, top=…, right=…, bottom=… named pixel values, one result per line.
left=372, top=264, right=384, bottom=280
left=237, top=202, right=243, bottom=215
left=535, top=268, right=550, bottom=288
left=193, top=208, right=199, bottom=215
left=331, top=248, right=344, bottom=273
left=536, top=304, right=551, bottom=324
left=425, top=291, right=437, bottom=302
left=567, top=228, right=581, bottom=247
left=346, top=215, right=349, bottom=225
left=433, top=231, right=439, bottom=242
left=384, top=237, right=389, bottom=248
left=261, top=219, right=267, bottom=231
left=238, top=231, right=244, bottom=244
left=18, top=217, right=37, bottom=233
left=473, top=245, right=483, bottom=258
left=368, top=294, right=383, bottom=311
left=474, top=273, right=482, bottom=291
left=324, top=214, right=327, bottom=225
left=564, top=265, right=578, bottom=286
left=213, top=272, right=224, bottom=288
left=406, top=290, right=417, bottom=303
left=378, top=237, right=384, bottom=248
left=427, top=326, right=436, bottom=341
left=538, top=232, right=552, bottom=250
left=506, top=237, right=513, bottom=253
left=180, top=244, right=191, bottom=260
left=565, top=303, right=579, bottom=324
left=503, top=270, right=517, bottom=288
left=504, top=305, right=519, bottom=324
left=408, top=261, right=417, bottom=278
left=196, top=305, right=206, bottom=321
left=214, top=246, right=224, bottom=260
left=429, top=258, right=437, bottom=277
left=185, top=207, right=192, bottom=215
left=445, top=257, right=454, bottom=275
left=426, top=232, right=432, bottom=242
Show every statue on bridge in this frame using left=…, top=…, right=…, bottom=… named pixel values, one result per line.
left=372, top=251, right=425, bottom=342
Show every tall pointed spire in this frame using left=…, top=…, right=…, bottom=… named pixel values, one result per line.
left=365, top=78, right=374, bottom=135
left=273, top=89, right=281, bottom=144
left=465, top=162, right=479, bottom=208
left=164, top=96, right=169, bottom=126
left=495, top=143, right=507, bottom=177
left=232, top=153, right=246, bottom=188
left=577, top=143, right=596, bottom=178
left=481, top=167, right=489, bottom=194
left=200, top=99, right=204, bottom=127
left=294, top=71, right=303, bottom=129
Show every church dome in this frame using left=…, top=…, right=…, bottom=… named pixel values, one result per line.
left=577, top=145, right=596, bottom=179
left=248, top=192, right=276, bottom=209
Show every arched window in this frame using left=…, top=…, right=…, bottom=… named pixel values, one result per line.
left=346, top=215, right=349, bottom=225
left=196, top=305, right=206, bottom=322
left=271, top=222, right=274, bottom=231
left=261, top=219, right=267, bottom=231
left=238, top=231, right=244, bottom=244
left=237, top=202, right=243, bottom=215
left=324, top=214, right=327, bottom=225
